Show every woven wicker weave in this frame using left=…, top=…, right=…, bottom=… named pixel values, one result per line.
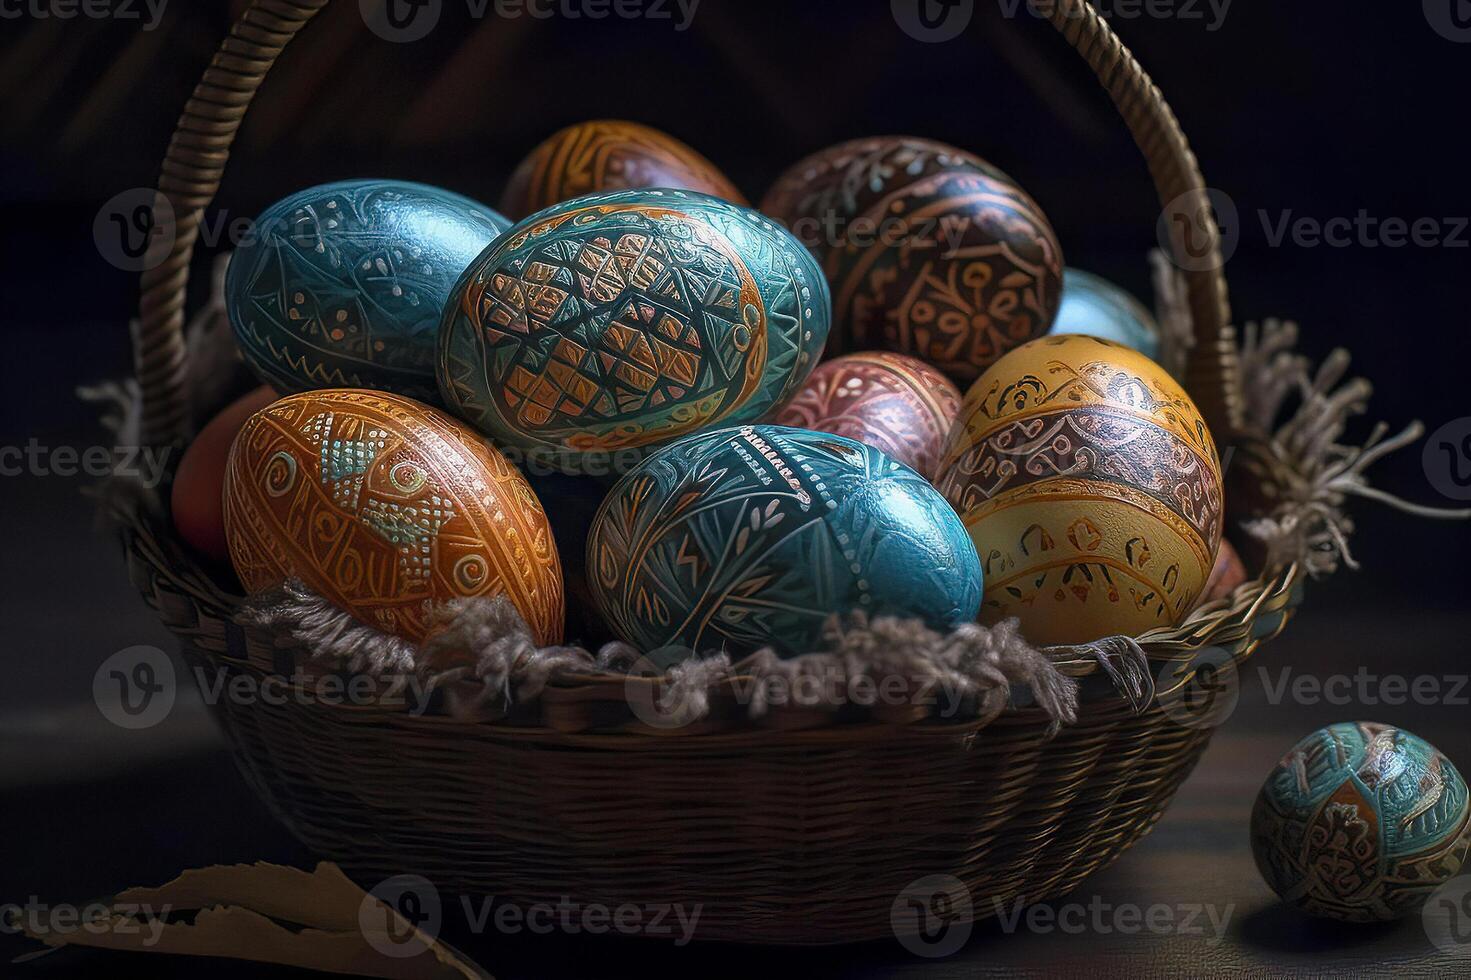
left=116, top=0, right=1325, bottom=946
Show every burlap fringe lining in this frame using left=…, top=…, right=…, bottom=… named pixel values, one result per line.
left=238, top=580, right=1098, bottom=729
left=84, top=253, right=1464, bottom=728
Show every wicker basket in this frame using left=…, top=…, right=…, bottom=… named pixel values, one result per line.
left=118, top=0, right=1340, bottom=946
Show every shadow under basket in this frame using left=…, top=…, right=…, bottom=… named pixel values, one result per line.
left=110, top=0, right=1451, bottom=946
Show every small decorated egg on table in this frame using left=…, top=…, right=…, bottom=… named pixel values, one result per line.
left=227, top=179, right=511, bottom=401
left=775, top=351, right=961, bottom=481
left=1049, top=267, right=1161, bottom=359
left=223, top=389, right=564, bottom=646
left=935, top=334, right=1223, bottom=646
left=1252, top=722, right=1471, bottom=921
left=500, top=119, right=746, bottom=219
left=438, top=188, right=830, bottom=474
left=586, top=424, right=981, bottom=662
left=761, top=136, right=1064, bottom=385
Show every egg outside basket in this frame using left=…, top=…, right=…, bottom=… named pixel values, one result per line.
left=107, top=0, right=1453, bottom=946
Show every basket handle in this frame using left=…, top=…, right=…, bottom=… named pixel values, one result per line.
left=133, top=0, right=1240, bottom=446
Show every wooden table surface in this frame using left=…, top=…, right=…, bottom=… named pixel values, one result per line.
left=1, top=473, right=1467, bottom=978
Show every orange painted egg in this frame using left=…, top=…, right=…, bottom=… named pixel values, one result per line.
left=775, top=352, right=961, bottom=480
left=935, top=335, right=1223, bottom=645
left=1203, top=538, right=1248, bottom=603
left=500, top=119, right=746, bottom=219
left=171, top=385, right=278, bottom=563
left=761, top=136, right=1063, bottom=385
left=222, top=389, right=564, bottom=645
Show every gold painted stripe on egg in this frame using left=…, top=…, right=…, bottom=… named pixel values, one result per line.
left=948, top=351, right=1217, bottom=462
left=940, top=407, right=1223, bottom=555
left=959, top=479, right=1216, bottom=577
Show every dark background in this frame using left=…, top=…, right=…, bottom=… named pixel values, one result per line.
left=2, top=1, right=1470, bottom=976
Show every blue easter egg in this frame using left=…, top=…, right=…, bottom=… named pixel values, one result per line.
left=437, top=188, right=831, bottom=474
left=586, top=424, right=981, bottom=661
left=1251, top=722, right=1471, bottom=921
left=227, top=179, right=510, bottom=401
left=1050, top=268, right=1161, bottom=358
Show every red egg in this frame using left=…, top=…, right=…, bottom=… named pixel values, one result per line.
left=171, top=386, right=278, bottom=563
left=1203, top=539, right=1249, bottom=603
left=774, top=352, right=961, bottom=480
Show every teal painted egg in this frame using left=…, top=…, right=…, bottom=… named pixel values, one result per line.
left=1251, top=722, right=1471, bottom=921
left=586, top=424, right=981, bottom=662
left=227, top=179, right=510, bottom=401
left=437, top=188, right=830, bottom=474
left=1049, top=268, right=1161, bottom=359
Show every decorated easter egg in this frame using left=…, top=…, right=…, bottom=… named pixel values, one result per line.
left=172, top=385, right=278, bottom=563
left=935, top=335, right=1223, bottom=645
left=438, top=188, right=831, bottom=473
left=775, top=352, right=961, bottom=481
left=222, top=389, right=564, bottom=645
left=1252, top=723, right=1471, bottom=921
left=761, top=136, right=1063, bottom=385
left=1050, top=268, right=1161, bottom=359
left=586, top=424, right=981, bottom=661
left=227, top=179, right=511, bottom=401
left=500, top=119, right=746, bottom=219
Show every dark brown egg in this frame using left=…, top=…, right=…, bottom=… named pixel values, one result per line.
left=762, top=136, right=1064, bottom=385
left=500, top=119, right=746, bottom=219
left=774, top=352, right=961, bottom=481
left=171, top=385, right=278, bottom=563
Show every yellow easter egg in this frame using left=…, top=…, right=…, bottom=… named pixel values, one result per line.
left=935, top=335, right=1223, bottom=645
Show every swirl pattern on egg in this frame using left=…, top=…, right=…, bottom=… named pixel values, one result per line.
left=223, top=389, right=564, bottom=645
